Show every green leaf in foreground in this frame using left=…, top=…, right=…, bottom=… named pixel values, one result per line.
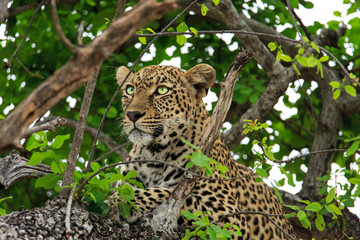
left=344, top=85, right=357, bottom=97
left=35, top=174, right=62, bottom=189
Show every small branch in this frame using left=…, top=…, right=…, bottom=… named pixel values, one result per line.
left=60, top=70, right=98, bottom=197
left=273, top=148, right=356, bottom=164
left=8, top=0, right=44, bottom=67
left=15, top=56, right=43, bottom=79
left=319, top=45, right=359, bottom=85
left=50, top=0, right=77, bottom=52
left=24, top=116, right=65, bottom=138
left=285, top=0, right=302, bottom=40
left=113, top=0, right=127, bottom=20
left=65, top=185, right=76, bottom=236
left=135, top=30, right=301, bottom=44
left=77, top=20, right=85, bottom=46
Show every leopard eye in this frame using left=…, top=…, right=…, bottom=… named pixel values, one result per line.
left=157, top=86, right=169, bottom=95
left=126, top=86, right=135, bottom=95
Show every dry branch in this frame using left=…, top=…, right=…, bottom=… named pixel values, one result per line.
left=0, top=0, right=178, bottom=154
left=60, top=70, right=99, bottom=197
left=0, top=152, right=52, bottom=189
left=200, top=49, right=251, bottom=154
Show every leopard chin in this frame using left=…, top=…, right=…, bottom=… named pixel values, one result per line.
left=128, top=129, right=154, bottom=145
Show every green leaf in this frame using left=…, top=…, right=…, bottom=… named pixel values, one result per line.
left=344, top=85, right=357, bottom=96
left=27, top=150, right=57, bottom=166
left=118, top=184, right=135, bottom=200
left=305, top=202, right=323, bottom=212
left=327, top=204, right=342, bottom=215
left=176, top=35, right=187, bottom=46
left=256, top=168, right=268, bottom=178
left=315, top=213, right=325, bottom=231
left=349, top=178, right=360, bottom=185
left=0, top=208, right=6, bottom=216
left=333, top=89, right=341, bottom=100
left=333, top=11, right=341, bottom=17
left=281, top=55, right=292, bottom=62
left=182, top=210, right=199, bottom=220
left=298, top=211, right=311, bottom=229
left=51, top=134, right=70, bottom=149
left=319, top=56, right=329, bottom=62
left=189, top=27, right=198, bottom=37
left=51, top=161, right=63, bottom=174
left=189, top=152, right=209, bottom=168
left=326, top=187, right=336, bottom=203
left=123, top=170, right=138, bottom=181
left=145, top=27, right=156, bottom=34
left=91, top=162, right=101, bottom=172
left=201, top=4, right=209, bottom=16
left=276, top=51, right=282, bottom=62
left=307, top=56, right=318, bottom=67
left=284, top=204, right=300, bottom=210
left=138, top=37, right=146, bottom=44
left=35, top=174, right=61, bottom=189
left=346, top=141, right=359, bottom=156
left=212, top=0, right=220, bottom=6
left=292, top=63, right=301, bottom=75
left=177, top=22, right=188, bottom=32
left=119, top=201, right=130, bottom=218
left=88, top=201, right=109, bottom=217
left=311, top=42, right=320, bottom=53
left=26, top=141, right=46, bottom=151
left=329, top=81, right=341, bottom=89
left=268, top=42, right=277, bottom=51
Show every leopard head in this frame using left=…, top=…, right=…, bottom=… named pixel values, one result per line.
left=116, top=64, right=216, bottom=146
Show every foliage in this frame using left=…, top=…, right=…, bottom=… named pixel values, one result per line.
left=181, top=211, right=242, bottom=240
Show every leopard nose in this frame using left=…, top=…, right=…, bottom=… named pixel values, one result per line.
left=126, top=111, right=145, bottom=123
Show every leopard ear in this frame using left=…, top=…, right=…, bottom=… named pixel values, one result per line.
left=116, top=66, right=134, bottom=86
left=183, top=64, right=216, bottom=98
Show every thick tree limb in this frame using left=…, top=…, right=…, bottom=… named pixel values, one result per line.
left=0, top=0, right=178, bottom=154
left=0, top=152, right=52, bottom=189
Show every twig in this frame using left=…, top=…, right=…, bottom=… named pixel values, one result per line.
left=285, top=0, right=302, bottom=41
left=15, top=56, right=43, bottom=78
left=65, top=184, right=76, bottom=236
left=273, top=148, right=357, bottom=164
left=220, top=211, right=296, bottom=240
left=8, top=0, right=44, bottom=67
left=135, top=30, right=301, bottom=44
left=113, top=0, right=126, bottom=20
left=50, top=0, right=76, bottom=52
left=60, top=70, right=98, bottom=197
left=75, top=159, right=256, bottom=199
left=93, top=144, right=129, bottom=163
left=77, top=20, right=85, bottom=46
left=87, top=0, right=198, bottom=164
left=319, top=45, right=359, bottom=85
left=24, top=116, right=65, bottom=138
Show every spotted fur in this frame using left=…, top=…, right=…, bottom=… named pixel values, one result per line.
left=113, top=64, right=295, bottom=239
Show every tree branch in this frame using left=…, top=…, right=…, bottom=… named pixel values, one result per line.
left=60, top=70, right=99, bottom=197
left=0, top=0, right=178, bottom=154
left=8, top=0, right=44, bottom=67
left=24, top=116, right=65, bottom=138
left=50, top=0, right=77, bottom=52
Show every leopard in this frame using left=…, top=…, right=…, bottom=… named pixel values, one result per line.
left=113, top=64, right=296, bottom=239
